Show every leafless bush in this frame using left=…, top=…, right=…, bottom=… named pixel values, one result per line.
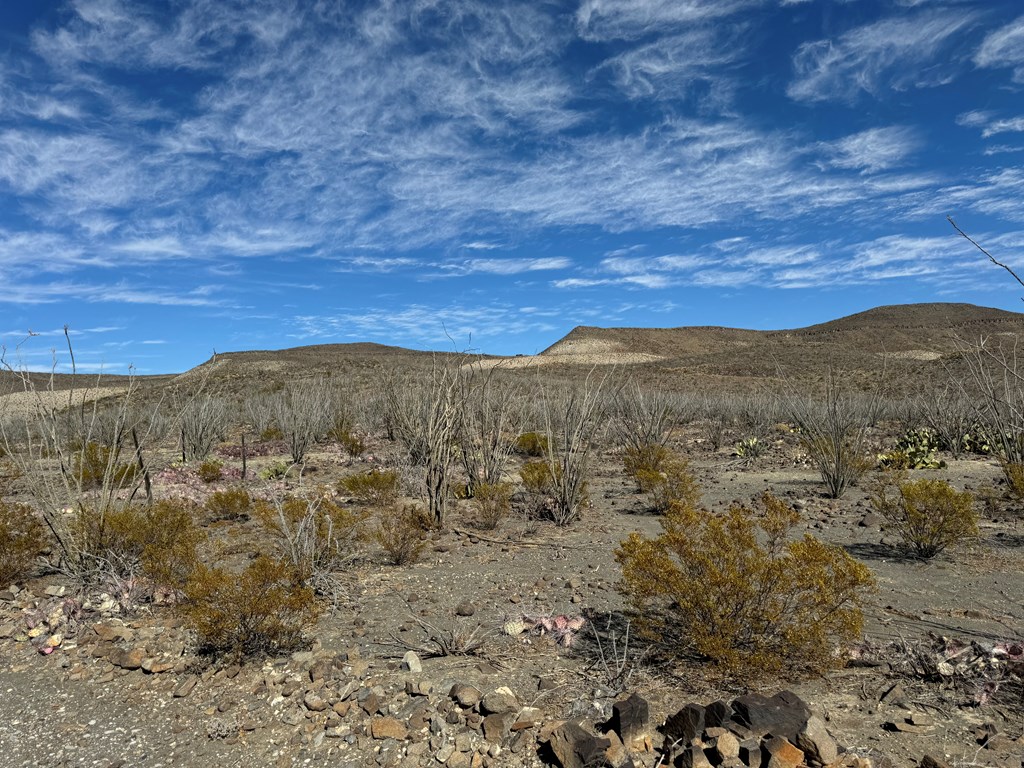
left=0, top=331, right=165, bottom=578
left=245, top=392, right=278, bottom=437
left=921, top=384, right=977, bottom=458
left=957, top=338, right=1024, bottom=479
left=786, top=371, right=881, bottom=498
left=379, top=371, right=432, bottom=464
left=697, top=392, right=739, bottom=451
left=273, top=378, right=332, bottom=465
left=457, top=362, right=524, bottom=491
left=425, top=362, right=463, bottom=528
left=178, top=394, right=227, bottom=461
left=254, top=491, right=367, bottom=599
left=539, top=372, right=607, bottom=526
left=609, top=382, right=675, bottom=454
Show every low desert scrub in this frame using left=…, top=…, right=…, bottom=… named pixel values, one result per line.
left=72, top=441, right=139, bottom=490
left=205, top=487, right=252, bottom=521
left=74, top=499, right=204, bottom=591
left=375, top=504, right=429, bottom=565
left=520, top=459, right=556, bottom=495
left=197, top=458, right=223, bottom=483
left=623, top=443, right=670, bottom=492
left=183, top=556, right=319, bottom=658
left=255, top=493, right=367, bottom=596
left=0, top=500, right=45, bottom=587
left=617, top=492, right=876, bottom=679
left=636, top=450, right=701, bottom=513
left=514, top=431, right=548, bottom=457
left=471, top=481, right=513, bottom=530
left=396, top=615, right=488, bottom=657
left=1002, top=461, right=1024, bottom=499
left=868, top=473, right=978, bottom=558
left=273, top=379, right=332, bottom=465
left=339, top=469, right=399, bottom=507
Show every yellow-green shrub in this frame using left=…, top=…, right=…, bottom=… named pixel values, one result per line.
left=869, top=473, right=978, bottom=558
left=182, top=556, right=319, bottom=657
left=520, top=460, right=556, bottom=494
left=617, top=492, right=875, bottom=679
left=72, top=441, right=138, bottom=490
left=472, top=482, right=513, bottom=530
left=515, top=432, right=549, bottom=457
left=339, top=470, right=399, bottom=507
left=623, top=443, right=670, bottom=491
left=0, top=501, right=45, bottom=587
left=205, top=487, right=252, bottom=521
left=635, top=450, right=701, bottom=513
left=197, top=458, right=223, bottom=483
left=375, top=504, right=429, bottom=565
left=1001, top=461, right=1024, bottom=499
left=75, top=500, right=203, bottom=589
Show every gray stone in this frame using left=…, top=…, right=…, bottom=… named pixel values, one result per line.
left=401, top=650, right=423, bottom=673
left=480, top=687, right=518, bottom=715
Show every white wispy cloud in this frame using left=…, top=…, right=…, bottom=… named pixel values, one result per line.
left=788, top=9, right=978, bottom=102
left=974, top=15, right=1024, bottom=83
left=982, top=117, right=1024, bottom=138
left=823, top=126, right=920, bottom=173
left=576, top=0, right=758, bottom=40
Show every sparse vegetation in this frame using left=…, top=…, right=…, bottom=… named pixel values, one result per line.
left=339, top=469, right=399, bottom=507
left=470, top=481, right=513, bottom=530
left=617, top=491, right=876, bottom=679
left=869, top=472, right=978, bottom=558
left=204, top=487, right=252, bottom=521
left=183, top=555, right=319, bottom=658
left=375, top=503, right=429, bottom=565
left=0, top=500, right=45, bottom=587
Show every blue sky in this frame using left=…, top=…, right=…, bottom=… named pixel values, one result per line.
left=2, top=0, right=1024, bottom=373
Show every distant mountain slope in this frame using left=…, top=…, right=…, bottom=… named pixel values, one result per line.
left=159, top=302, right=1024, bottom=394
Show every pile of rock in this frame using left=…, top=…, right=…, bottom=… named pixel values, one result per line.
left=540, top=690, right=871, bottom=768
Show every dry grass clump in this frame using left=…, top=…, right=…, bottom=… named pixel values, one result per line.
left=204, top=487, right=252, bottom=521
left=869, top=472, right=978, bottom=558
left=339, top=469, right=399, bottom=507
left=617, top=491, right=875, bottom=680
left=0, top=500, right=45, bottom=587
left=375, top=504, right=430, bottom=565
left=183, top=555, right=319, bottom=658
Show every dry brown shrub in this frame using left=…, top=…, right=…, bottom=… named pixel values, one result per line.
left=471, top=482, right=513, bottom=530
left=375, top=504, right=429, bottom=565
left=182, top=555, right=319, bottom=658
left=205, top=487, right=252, bottom=521
left=617, top=491, right=875, bottom=680
left=869, top=472, right=978, bottom=558
left=254, top=494, right=367, bottom=593
left=339, top=469, right=399, bottom=507
left=0, top=500, right=45, bottom=587
left=197, top=458, right=223, bottom=483
left=514, top=431, right=549, bottom=457
left=75, top=499, right=203, bottom=590
left=623, top=443, right=670, bottom=491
